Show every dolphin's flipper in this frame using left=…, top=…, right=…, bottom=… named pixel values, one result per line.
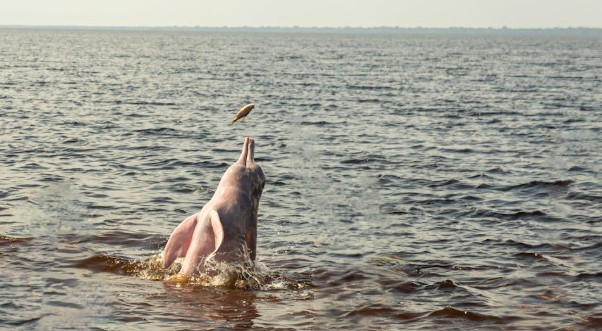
left=179, top=210, right=224, bottom=275
left=163, top=213, right=198, bottom=268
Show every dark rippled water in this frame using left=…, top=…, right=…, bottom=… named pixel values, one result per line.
left=1, top=28, right=601, bottom=330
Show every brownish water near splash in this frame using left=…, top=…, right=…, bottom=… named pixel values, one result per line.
left=1, top=28, right=601, bottom=330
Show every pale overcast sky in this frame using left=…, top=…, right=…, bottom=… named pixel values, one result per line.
left=1, top=0, right=601, bottom=28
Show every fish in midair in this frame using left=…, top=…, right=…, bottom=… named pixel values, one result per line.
left=231, top=103, right=255, bottom=125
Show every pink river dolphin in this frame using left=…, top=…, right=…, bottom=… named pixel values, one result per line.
left=163, top=137, right=266, bottom=275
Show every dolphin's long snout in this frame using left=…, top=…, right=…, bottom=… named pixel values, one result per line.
left=238, top=137, right=255, bottom=165
left=246, top=138, right=255, bottom=164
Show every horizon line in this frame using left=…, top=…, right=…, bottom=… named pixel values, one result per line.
left=2, top=24, right=602, bottom=30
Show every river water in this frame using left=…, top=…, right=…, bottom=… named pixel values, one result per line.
left=1, top=28, right=601, bottom=330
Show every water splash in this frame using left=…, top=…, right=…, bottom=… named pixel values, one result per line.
left=92, top=252, right=312, bottom=292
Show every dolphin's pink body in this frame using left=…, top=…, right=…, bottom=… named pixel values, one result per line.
left=163, top=137, right=266, bottom=275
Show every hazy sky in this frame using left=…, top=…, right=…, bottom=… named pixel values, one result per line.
left=2, top=0, right=601, bottom=28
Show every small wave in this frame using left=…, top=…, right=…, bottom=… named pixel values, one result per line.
left=466, top=276, right=513, bottom=290
left=168, top=184, right=197, bottom=194
left=86, top=204, right=115, bottom=210
left=573, top=241, right=602, bottom=252
left=504, top=239, right=572, bottom=251
left=73, top=254, right=141, bottom=275
left=514, top=252, right=547, bottom=260
left=377, top=174, right=403, bottom=184
left=346, top=84, right=397, bottom=91
left=415, top=198, right=457, bottom=206
left=19, top=162, right=47, bottom=170
left=133, top=127, right=179, bottom=135
left=119, top=100, right=177, bottom=106
left=428, top=279, right=459, bottom=290
left=356, top=98, right=381, bottom=103
left=468, top=208, right=551, bottom=221
left=565, top=191, right=602, bottom=203
left=574, top=272, right=602, bottom=280
left=300, top=120, right=331, bottom=126
left=198, top=160, right=230, bottom=169
left=340, top=156, right=384, bottom=165
left=424, top=179, right=474, bottom=190
left=502, top=179, right=573, bottom=192
left=341, top=304, right=426, bottom=321
left=386, top=281, right=424, bottom=294
left=1, top=316, right=46, bottom=327
left=427, top=306, right=507, bottom=323
left=0, top=236, right=32, bottom=246
left=467, top=173, right=495, bottom=180
left=440, top=147, right=474, bottom=154
left=81, top=231, right=157, bottom=247
left=508, top=210, right=547, bottom=219
left=140, top=158, right=200, bottom=169
left=567, top=165, right=589, bottom=172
